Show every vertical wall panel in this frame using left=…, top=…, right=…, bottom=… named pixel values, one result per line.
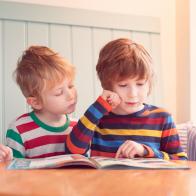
left=0, top=21, right=3, bottom=143
left=27, top=22, right=49, bottom=46
left=132, top=32, right=151, bottom=52
left=151, top=33, right=163, bottom=106
left=72, top=26, right=94, bottom=118
left=50, top=24, right=76, bottom=119
left=112, top=29, right=131, bottom=39
left=4, top=21, right=26, bottom=142
left=92, top=28, right=112, bottom=98
left=132, top=32, right=155, bottom=104
left=50, top=24, right=72, bottom=61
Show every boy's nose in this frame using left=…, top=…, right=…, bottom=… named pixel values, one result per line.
left=127, top=87, right=137, bottom=97
left=66, top=90, right=75, bottom=101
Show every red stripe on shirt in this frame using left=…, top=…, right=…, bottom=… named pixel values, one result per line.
left=97, top=96, right=112, bottom=112
left=24, top=135, right=66, bottom=149
left=17, top=122, right=39, bottom=134
left=70, top=120, right=78, bottom=127
left=91, top=150, right=116, bottom=158
left=100, top=117, right=165, bottom=125
left=166, top=140, right=180, bottom=149
left=16, top=113, right=29, bottom=120
left=72, top=127, right=92, bottom=143
left=26, top=152, right=65, bottom=159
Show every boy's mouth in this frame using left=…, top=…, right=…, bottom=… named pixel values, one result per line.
left=125, top=102, right=138, bottom=106
left=68, top=101, right=77, bottom=108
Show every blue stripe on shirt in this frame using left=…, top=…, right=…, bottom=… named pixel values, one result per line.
left=88, top=105, right=103, bottom=119
left=93, top=137, right=124, bottom=147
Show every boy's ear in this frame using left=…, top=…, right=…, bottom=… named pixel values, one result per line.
left=26, top=97, right=43, bottom=110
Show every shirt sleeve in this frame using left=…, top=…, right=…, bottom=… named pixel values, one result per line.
left=143, top=114, right=187, bottom=160
left=6, top=122, right=25, bottom=158
left=65, top=96, right=112, bottom=155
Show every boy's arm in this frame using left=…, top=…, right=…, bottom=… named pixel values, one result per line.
left=0, top=122, right=25, bottom=161
left=65, top=96, right=112, bottom=155
left=6, top=127, right=25, bottom=158
left=65, top=90, right=121, bottom=155
left=143, top=116, right=187, bottom=160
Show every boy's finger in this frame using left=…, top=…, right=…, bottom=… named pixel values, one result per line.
left=115, top=148, right=121, bottom=158
left=8, top=149, right=13, bottom=160
left=124, top=146, right=133, bottom=158
left=0, top=144, right=9, bottom=154
left=5, top=146, right=11, bottom=153
left=115, top=141, right=130, bottom=158
left=5, top=147, right=13, bottom=161
left=115, top=151, right=121, bottom=159
left=128, top=149, right=137, bottom=159
left=115, top=144, right=124, bottom=158
left=0, top=151, right=6, bottom=158
left=5, top=154, right=12, bottom=161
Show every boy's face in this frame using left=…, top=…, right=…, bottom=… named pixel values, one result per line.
left=40, top=78, right=77, bottom=115
left=111, top=77, right=149, bottom=115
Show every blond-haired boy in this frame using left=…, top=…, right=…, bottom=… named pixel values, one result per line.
left=0, top=46, right=77, bottom=160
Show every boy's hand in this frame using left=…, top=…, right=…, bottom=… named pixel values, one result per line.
left=101, top=90, right=121, bottom=109
left=0, top=144, right=13, bottom=162
left=115, top=140, right=146, bottom=159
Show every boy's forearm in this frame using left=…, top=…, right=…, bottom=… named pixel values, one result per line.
left=143, top=144, right=187, bottom=160
left=156, top=119, right=188, bottom=160
left=65, top=96, right=112, bottom=154
left=162, top=151, right=187, bottom=160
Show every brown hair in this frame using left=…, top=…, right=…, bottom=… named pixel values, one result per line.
left=96, top=38, right=153, bottom=92
left=14, top=46, right=75, bottom=101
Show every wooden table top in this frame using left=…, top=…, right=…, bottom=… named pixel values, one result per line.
left=0, top=161, right=195, bottom=196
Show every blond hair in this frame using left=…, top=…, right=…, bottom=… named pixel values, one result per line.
left=14, top=46, right=75, bottom=101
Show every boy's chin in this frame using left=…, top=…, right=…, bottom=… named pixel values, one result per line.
left=65, top=107, right=76, bottom=114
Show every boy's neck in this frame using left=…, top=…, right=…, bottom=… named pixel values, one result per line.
left=34, top=111, right=67, bottom=127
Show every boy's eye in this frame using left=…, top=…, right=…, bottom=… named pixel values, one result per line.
left=137, top=82, right=146, bottom=86
left=55, top=90, right=63, bottom=96
left=119, top=84, right=127, bottom=87
left=137, top=83, right=144, bottom=86
left=69, top=84, right=74, bottom=89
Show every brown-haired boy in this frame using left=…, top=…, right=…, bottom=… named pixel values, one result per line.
left=66, top=38, right=187, bottom=160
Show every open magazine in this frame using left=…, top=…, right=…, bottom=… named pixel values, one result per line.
left=7, top=154, right=190, bottom=170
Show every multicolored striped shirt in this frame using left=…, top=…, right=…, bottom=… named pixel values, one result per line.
left=65, top=96, right=187, bottom=160
left=6, top=111, right=77, bottom=158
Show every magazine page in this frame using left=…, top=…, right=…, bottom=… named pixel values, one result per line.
left=7, top=154, right=96, bottom=170
left=91, top=156, right=190, bottom=169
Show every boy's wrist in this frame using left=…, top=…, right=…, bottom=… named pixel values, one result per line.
left=143, top=148, right=148, bottom=156
left=140, top=145, right=149, bottom=157
left=142, top=145, right=155, bottom=158
left=96, top=96, right=112, bottom=112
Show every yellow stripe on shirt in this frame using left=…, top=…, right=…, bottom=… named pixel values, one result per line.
left=95, top=127, right=162, bottom=137
left=80, top=116, right=96, bottom=132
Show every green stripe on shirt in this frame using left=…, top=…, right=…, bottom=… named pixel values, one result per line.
left=12, top=148, right=24, bottom=158
left=6, top=129, right=23, bottom=145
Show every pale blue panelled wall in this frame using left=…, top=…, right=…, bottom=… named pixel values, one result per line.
left=0, top=2, right=161, bottom=144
